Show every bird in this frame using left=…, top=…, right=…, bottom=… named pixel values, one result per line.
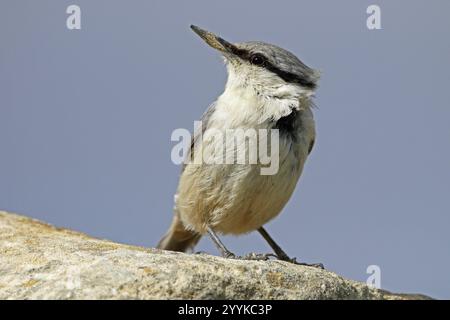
left=157, top=25, right=322, bottom=267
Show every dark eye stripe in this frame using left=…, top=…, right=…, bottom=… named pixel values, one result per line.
left=233, top=49, right=316, bottom=89
left=264, top=63, right=316, bottom=89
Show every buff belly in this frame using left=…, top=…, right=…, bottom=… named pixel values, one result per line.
left=175, top=136, right=308, bottom=235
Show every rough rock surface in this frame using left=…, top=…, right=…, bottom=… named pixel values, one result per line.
left=0, top=211, right=430, bottom=300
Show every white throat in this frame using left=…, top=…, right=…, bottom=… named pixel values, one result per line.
left=214, top=66, right=315, bottom=127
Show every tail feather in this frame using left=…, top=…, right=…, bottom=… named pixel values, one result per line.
left=157, top=215, right=201, bottom=252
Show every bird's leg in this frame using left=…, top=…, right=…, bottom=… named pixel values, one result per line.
left=207, top=227, right=275, bottom=261
left=258, top=227, right=291, bottom=261
left=258, top=227, right=324, bottom=269
left=206, top=227, right=235, bottom=258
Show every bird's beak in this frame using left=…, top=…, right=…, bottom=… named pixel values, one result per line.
left=190, top=25, right=238, bottom=55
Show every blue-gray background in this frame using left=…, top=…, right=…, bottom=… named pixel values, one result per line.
left=1, top=0, right=449, bottom=298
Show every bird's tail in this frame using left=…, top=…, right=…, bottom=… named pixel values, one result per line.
left=157, top=215, right=201, bottom=252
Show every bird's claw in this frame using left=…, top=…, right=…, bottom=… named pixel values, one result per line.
left=290, top=258, right=325, bottom=269
left=218, top=249, right=324, bottom=268
left=274, top=254, right=324, bottom=269
left=225, top=252, right=277, bottom=261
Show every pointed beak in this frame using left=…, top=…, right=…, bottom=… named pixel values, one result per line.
left=190, top=25, right=238, bottom=55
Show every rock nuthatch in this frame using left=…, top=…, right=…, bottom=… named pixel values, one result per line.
left=158, top=25, right=322, bottom=267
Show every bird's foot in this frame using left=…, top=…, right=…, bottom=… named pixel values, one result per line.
left=295, top=261, right=325, bottom=269
left=278, top=255, right=324, bottom=269
left=221, top=250, right=324, bottom=267
left=224, top=252, right=278, bottom=261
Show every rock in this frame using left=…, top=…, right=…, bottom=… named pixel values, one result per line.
left=0, top=211, right=431, bottom=300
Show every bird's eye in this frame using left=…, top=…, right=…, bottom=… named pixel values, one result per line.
left=249, top=54, right=266, bottom=66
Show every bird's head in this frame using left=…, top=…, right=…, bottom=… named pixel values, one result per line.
left=190, top=25, right=319, bottom=100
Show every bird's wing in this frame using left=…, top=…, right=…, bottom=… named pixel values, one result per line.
left=181, top=102, right=217, bottom=173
